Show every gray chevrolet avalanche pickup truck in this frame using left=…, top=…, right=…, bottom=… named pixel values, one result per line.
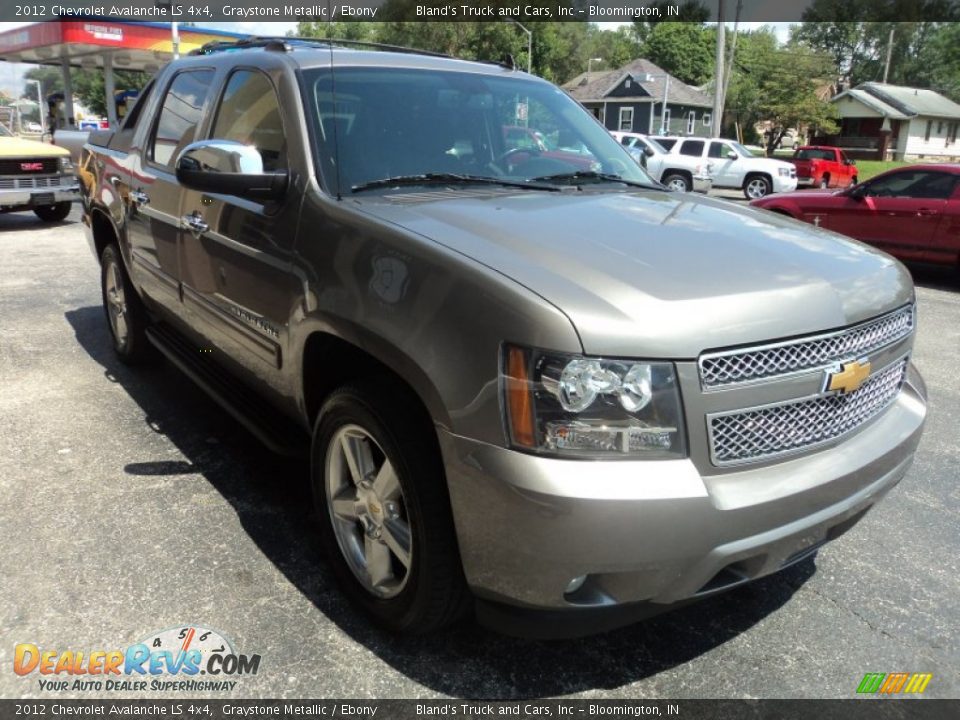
left=80, top=39, right=927, bottom=637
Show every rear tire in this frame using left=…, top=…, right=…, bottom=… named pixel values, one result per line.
left=34, top=202, right=71, bottom=223
left=819, top=176, right=830, bottom=189
left=311, top=381, right=470, bottom=634
left=100, top=244, right=153, bottom=364
left=662, top=172, right=691, bottom=192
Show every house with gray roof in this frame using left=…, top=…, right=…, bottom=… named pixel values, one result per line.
left=563, top=59, right=714, bottom=138
left=827, top=82, right=960, bottom=160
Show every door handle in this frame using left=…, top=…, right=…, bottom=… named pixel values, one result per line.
left=129, top=189, right=149, bottom=205
left=181, top=212, right=209, bottom=234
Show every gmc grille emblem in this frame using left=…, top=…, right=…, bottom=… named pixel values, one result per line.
left=20, top=162, right=44, bottom=171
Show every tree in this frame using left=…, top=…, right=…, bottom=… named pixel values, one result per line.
left=295, top=21, right=375, bottom=41
left=793, top=0, right=960, bottom=88
left=640, top=22, right=715, bottom=85
left=724, top=31, right=838, bottom=153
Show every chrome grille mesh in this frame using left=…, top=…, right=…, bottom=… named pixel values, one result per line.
left=708, top=358, right=907, bottom=465
left=699, top=305, right=914, bottom=388
left=0, top=175, right=71, bottom=190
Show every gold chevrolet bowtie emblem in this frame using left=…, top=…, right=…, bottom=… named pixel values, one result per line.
left=826, top=359, right=872, bottom=394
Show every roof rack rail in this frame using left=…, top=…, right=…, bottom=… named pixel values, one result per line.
left=190, top=36, right=456, bottom=61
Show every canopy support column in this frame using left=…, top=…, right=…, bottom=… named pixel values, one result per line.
left=60, top=57, right=75, bottom=128
left=104, top=55, right=117, bottom=127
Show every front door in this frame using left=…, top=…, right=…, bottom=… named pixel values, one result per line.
left=178, top=68, right=302, bottom=385
left=126, top=69, right=214, bottom=317
left=824, top=169, right=953, bottom=262
left=708, top=141, right=741, bottom=188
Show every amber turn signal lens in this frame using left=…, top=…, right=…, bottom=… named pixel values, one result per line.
left=505, top=345, right=535, bottom=448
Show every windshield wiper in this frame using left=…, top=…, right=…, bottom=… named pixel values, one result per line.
left=527, top=171, right=664, bottom=190
left=351, top=173, right=561, bottom=193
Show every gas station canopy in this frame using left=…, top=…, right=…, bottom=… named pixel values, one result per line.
left=0, top=21, right=245, bottom=72
left=0, top=21, right=247, bottom=127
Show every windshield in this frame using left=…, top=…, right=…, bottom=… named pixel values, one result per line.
left=304, top=67, right=655, bottom=193
left=729, top=141, right=755, bottom=158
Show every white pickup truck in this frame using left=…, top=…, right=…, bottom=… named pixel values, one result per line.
left=611, top=131, right=712, bottom=193
left=653, top=136, right=797, bottom=199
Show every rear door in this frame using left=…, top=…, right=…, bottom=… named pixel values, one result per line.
left=126, top=68, right=214, bottom=317
left=177, top=65, right=303, bottom=388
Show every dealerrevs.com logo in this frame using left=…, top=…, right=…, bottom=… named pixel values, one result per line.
left=14, top=625, right=261, bottom=692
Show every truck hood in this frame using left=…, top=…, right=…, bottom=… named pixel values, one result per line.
left=0, top=137, right=69, bottom=159
left=356, top=189, right=913, bottom=358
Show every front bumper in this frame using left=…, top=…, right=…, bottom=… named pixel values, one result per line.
left=440, top=365, right=926, bottom=636
left=0, top=176, right=80, bottom=210
left=772, top=174, right=798, bottom=193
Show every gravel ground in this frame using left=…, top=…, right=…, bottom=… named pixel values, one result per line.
left=0, top=205, right=957, bottom=700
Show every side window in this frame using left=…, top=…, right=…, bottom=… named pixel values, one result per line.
left=150, top=70, right=214, bottom=168
left=212, top=70, right=287, bottom=172
left=862, top=170, right=955, bottom=199
left=120, top=80, right=154, bottom=132
left=708, top=141, right=727, bottom=159
left=679, top=140, right=704, bottom=157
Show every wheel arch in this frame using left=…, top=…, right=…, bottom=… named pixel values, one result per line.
left=298, top=325, right=451, bottom=438
left=89, top=207, right=121, bottom=263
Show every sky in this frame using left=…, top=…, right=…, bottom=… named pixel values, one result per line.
left=0, top=20, right=792, bottom=101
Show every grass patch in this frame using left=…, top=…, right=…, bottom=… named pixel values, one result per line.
left=851, top=160, right=909, bottom=182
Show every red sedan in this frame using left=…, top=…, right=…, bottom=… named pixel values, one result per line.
left=751, top=164, right=960, bottom=267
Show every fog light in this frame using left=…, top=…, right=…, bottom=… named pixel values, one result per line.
left=564, top=575, right=587, bottom=594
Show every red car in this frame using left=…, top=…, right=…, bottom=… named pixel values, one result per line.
left=789, top=145, right=858, bottom=189
left=751, top=164, right=960, bottom=267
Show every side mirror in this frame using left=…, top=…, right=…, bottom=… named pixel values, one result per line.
left=175, top=140, right=287, bottom=202
left=644, top=146, right=655, bottom=158
left=846, top=185, right=865, bottom=200
left=726, top=151, right=738, bottom=160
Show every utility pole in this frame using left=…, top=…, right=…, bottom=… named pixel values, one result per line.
left=882, top=27, right=894, bottom=84
left=711, top=0, right=725, bottom=138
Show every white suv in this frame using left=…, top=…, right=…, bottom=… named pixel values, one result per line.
left=654, top=136, right=797, bottom=199
left=612, top=131, right=712, bottom=193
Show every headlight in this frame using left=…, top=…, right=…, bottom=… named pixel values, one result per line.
left=778, top=167, right=791, bottom=177
left=59, top=156, right=75, bottom=173
left=501, top=345, right=687, bottom=459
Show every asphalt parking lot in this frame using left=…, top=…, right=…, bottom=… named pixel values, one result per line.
left=1, top=204, right=958, bottom=700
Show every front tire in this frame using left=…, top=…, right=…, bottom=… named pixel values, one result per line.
left=100, top=244, right=153, bottom=364
left=34, top=202, right=71, bottom=223
left=311, top=381, right=469, bottom=634
left=743, top=174, right=773, bottom=200
left=662, top=172, right=691, bottom=192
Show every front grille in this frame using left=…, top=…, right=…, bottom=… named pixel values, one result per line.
left=707, top=358, right=908, bottom=465
left=0, top=158, right=59, bottom=175
left=699, top=305, right=914, bottom=388
left=0, top=175, right=69, bottom=190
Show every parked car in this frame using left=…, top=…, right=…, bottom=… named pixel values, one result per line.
left=80, top=39, right=926, bottom=638
left=611, top=131, right=711, bottom=193
left=0, top=122, right=78, bottom=222
left=789, top=146, right=858, bottom=189
left=751, top=164, right=960, bottom=268
left=655, top=136, right=797, bottom=199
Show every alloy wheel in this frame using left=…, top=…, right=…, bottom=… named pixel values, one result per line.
left=324, top=424, right=412, bottom=598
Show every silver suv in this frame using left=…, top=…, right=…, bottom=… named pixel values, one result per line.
left=81, top=39, right=926, bottom=637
